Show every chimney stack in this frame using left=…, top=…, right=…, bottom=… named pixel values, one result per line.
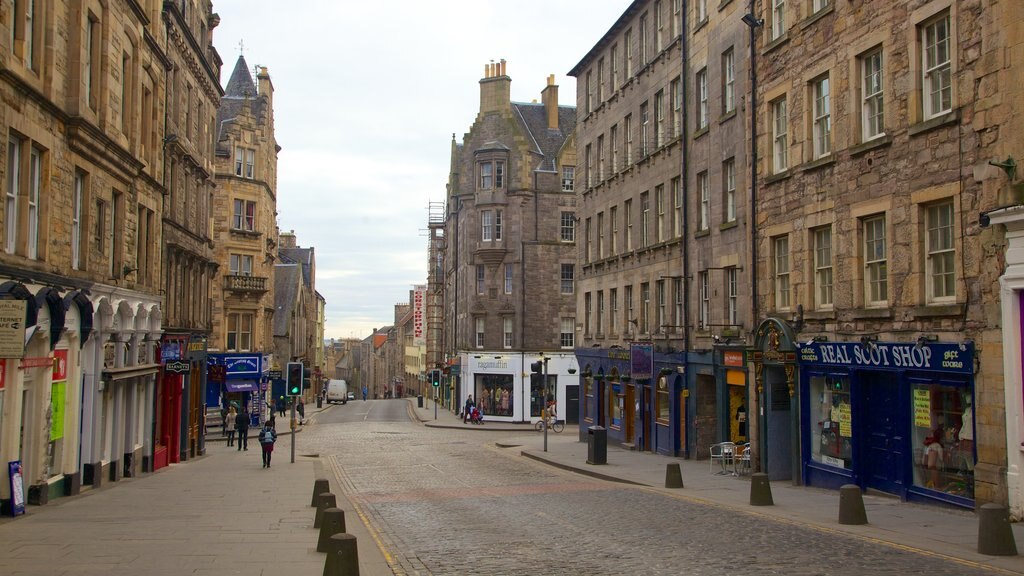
left=541, top=74, right=559, bottom=130
left=480, top=59, right=511, bottom=114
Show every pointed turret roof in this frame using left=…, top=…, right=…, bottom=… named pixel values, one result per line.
left=224, top=55, right=256, bottom=99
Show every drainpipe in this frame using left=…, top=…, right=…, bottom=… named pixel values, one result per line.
left=680, top=0, right=692, bottom=458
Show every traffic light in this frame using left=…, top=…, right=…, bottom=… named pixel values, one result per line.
left=530, top=360, right=544, bottom=375
left=286, top=362, right=303, bottom=396
left=430, top=370, right=441, bottom=387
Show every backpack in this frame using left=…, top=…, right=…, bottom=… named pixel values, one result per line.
left=259, top=428, right=272, bottom=444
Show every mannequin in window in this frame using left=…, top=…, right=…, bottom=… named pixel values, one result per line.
left=923, top=424, right=945, bottom=488
left=958, top=397, right=974, bottom=471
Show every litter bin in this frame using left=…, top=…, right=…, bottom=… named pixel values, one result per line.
left=587, top=426, right=607, bottom=465
left=417, top=395, right=423, bottom=408
left=316, top=396, right=322, bottom=408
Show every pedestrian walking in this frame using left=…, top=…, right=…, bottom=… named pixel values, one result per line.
left=362, top=386, right=367, bottom=401
left=463, top=394, right=475, bottom=424
left=225, top=406, right=237, bottom=447
left=258, top=423, right=278, bottom=468
left=296, top=399, right=305, bottom=424
left=220, top=405, right=228, bottom=437
left=235, top=409, right=250, bottom=451
left=276, top=396, right=287, bottom=418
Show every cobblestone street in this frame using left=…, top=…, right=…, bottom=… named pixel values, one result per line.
left=307, top=409, right=1007, bottom=576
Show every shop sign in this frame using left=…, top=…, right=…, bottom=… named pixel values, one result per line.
left=224, top=355, right=261, bottom=375
left=268, top=369, right=282, bottom=380
left=723, top=350, right=745, bottom=367
left=208, top=365, right=226, bottom=383
left=0, top=300, right=26, bottom=358
left=797, top=341, right=973, bottom=374
left=20, top=356, right=53, bottom=369
left=165, top=361, right=190, bottom=374
left=51, top=350, right=68, bottom=441
left=630, top=342, right=653, bottom=380
left=913, top=389, right=931, bottom=427
left=186, top=336, right=208, bottom=361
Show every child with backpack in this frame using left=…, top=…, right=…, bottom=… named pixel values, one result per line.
left=258, top=423, right=278, bottom=468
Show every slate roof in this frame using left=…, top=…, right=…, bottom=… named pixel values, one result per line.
left=280, top=247, right=313, bottom=286
left=273, top=264, right=300, bottom=337
left=511, top=102, right=577, bottom=172
left=216, top=55, right=267, bottom=154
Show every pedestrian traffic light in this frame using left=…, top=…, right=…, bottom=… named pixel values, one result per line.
left=430, top=370, right=441, bottom=387
left=287, top=362, right=303, bottom=396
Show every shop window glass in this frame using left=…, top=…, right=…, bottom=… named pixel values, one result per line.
left=911, top=382, right=973, bottom=498
left=475, top=374, right=513, bottom=417
left=609, top=382, right=623, bottom=429
left=656, top=376, right=670, bottom=423
left=530, top=374, right=555, bottom=418
left=583, top=377, right=594, bottom=422
left=810, top=375, right=852, bottom=469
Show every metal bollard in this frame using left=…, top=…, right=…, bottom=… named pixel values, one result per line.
left=323, top=533, right=360, bottom=576
left=749, top=472, right=774, bottom=506
left=665, top=463, right=684, bottom=489
left=315, top=492, right=336, bottom=529
left=978, top=503, right=1019, bottom=556
left=317, top=508, right=347, bottom=553
left=838, top=484, right=868, bottom=525
left=311, top=478, right=330, bottom=507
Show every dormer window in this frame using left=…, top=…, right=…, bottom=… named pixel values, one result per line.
left=478, top=159, right=505, bottom=190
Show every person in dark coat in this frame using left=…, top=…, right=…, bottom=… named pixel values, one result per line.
left=463, top=395, right=475, bottom=424
left=296, top=399, right=305, bottom=424
left=235, top=409, right=250, bottom=451
left=258, top=423, right=278, bottom=468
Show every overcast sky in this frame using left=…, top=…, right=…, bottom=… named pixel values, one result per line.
left=212, top=1, right=627, bottom=341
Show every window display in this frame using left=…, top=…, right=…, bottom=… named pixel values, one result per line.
left=911, top=382, right=973, bottom=498
left=609, top=382, right=623, bottom=429
left=810, top=375, right=852, bottom=469
left=475, top=374, right=513, bottom=417
left=656, top=376, right=669, bottom=423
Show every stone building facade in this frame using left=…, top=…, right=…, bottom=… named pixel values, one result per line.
left=209, top=55, right=279, bottom=427
left=570, top=0, right=753, bottom=457
left=752, top=0, right=1007, bottom=509
left=158, top=0, right=222, bottom=468
left=441, top=61, right=578, bottom=424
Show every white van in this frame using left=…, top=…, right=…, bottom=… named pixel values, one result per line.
left=325, top=379, right=349, bottom=404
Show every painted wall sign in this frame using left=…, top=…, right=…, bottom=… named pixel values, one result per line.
left=797, top=341, right=974, bottom=374
left=0, top=300, right=26, bottom=358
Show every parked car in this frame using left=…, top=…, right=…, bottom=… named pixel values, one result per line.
left=347, top=392, right=356, bottom=400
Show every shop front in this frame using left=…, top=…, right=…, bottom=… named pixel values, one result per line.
left=208, top=353, right=267, bottom=429
left=459, top=352, right=576, bottom=423
left=797, top=340, right=976, bottom=508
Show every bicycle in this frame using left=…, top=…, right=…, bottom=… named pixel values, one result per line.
left=535, top=415, right=564, bottom=433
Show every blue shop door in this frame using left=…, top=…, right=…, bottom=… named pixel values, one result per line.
left=861, top=373, right=904, bottom=495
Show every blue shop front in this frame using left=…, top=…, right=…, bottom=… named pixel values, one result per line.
left=206, top=353, right=268, bottom=428
left=797, top=340, right=975, bottom=508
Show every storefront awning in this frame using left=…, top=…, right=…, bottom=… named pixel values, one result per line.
left=224, top=380, right=259, bottom=393
left=103, top=363, right=161, bottom=381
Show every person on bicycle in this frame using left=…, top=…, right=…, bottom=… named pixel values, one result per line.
left=545, top=398, right=557, bottom=423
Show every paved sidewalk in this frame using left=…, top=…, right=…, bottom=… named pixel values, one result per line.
left=410, top=397, right=1024, bottom=575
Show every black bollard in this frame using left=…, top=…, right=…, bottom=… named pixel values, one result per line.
left=317, top=508, right=347, bottom=553
left=323, top=533, right=360, bottom=576
left=838, top=484, right=868, bottom=525
left=311, top=478, right=330, bottom=507
left=978, top=503, right=1019, bottom=556
left=665, top=463, right=684, bottom=488
left=749, top=472, right=774, bottom=506
left=315, top=492, right=336, bottom=529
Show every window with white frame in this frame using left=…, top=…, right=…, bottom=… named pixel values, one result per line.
left=625, top=28, right=633, bottom=76
left=562, top=165, right=575, bottom=191
left=560, top=211, right=575, bottom=242
left=640, top=102, right=650, bottom=157
left=610, top=288, right=619, bottom=334
left=6, top=135, right=21, bottom=254
left=723, top=49, right=735, bottom=114
left=812, top=75, right=831, bottom=158
left=625, top=285, right=634, bottom=331
left=561, top=263, right=575, bottom=295
left=230, top=253, right=253, bottom=276
left=640, top=282, right=650, bottom=333
left=696, top=68, right=708, bottom=130
left=814, top=226, right=833, bottom=308
left=585, top=144, right=592, bottom=187
left=227, top=312, right=253, bottom=351
left=696, top=0, right=707, bottom=23
left=655, top=90, right=665, bottom=149
left=85, top=14, right=99, bottom=109
left=597, top=135, right=605, bottom=180
left=654, top=1, right=663, bottom=52
left=481, top=210, right=494, bottom=241
left=597, top=211, right=605, bottom=258
left=503, top=317, right=513, bottom=349
left=625, top=114, right=633, bottom=164
left=699, top=272, right=709, bottom=329
left=235, top=147, right=255, bottom=179
left=611, top=44, right=619, bottom=88
left=640, top=13, right=648, bottom=63
left=586, top=70, right=593, bottom=115
left=656, top=280, right=666, bottom=333
left=610, top=206, right=618, bottom=255
left=597, top=290, right=605, bottom=335
left=671, top=176, right=679, bottom=236
left=774, top=236, right=791, bottom=310
left=476, top=264, right=485, bottom=295
left=625, top=199, right=633, bottom=251
left=698, top=171, right=709, bottom=231
left=640, top=191, right=650, bottom=247
left=772, top=97, right=788, bottom=173
left=671, top=77, right=682, bottom=138
left=724, top=158, right=736, bottom=222
left=862, top=48, right=884, bottom=141
left=655, top=184, right=665, bottom=242
left=813, top=0, right=830, bottom=13
left=863, top=215, right=888, bottom=305
left=27, top=145, right=41, bottom=260
left=610, top=124, right=619, bottom=172
left=478, top=159, right=505, bottom=190
left=504, top=263, right=513, bottom=294
left=922, top=13, right=952, bottom=119
left=560, top=318, right=574, bottom=349
left=926, top=201, right=955, bottom=301
left=232, top=199, right=255, bottom=231
left=597, top=58, right=604, bottom=103
left=495, top=210, right=502, bottom=241
left=771, top=0, right=786, bottom=40
left=475, top=317, right=485, bottom=348
left=727, top=267, right=738, bottom=325
left=585, top=218, right=592, bottom=262
left=72, top=170, right=84, bottom=270
left=673, top=278, right=683, bottom=331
